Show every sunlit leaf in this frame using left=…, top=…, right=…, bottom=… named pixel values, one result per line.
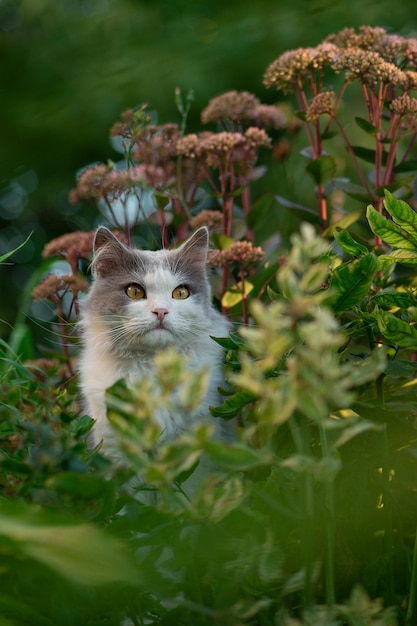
left=378, top=250, right=417, bottom=266
left=222, top=281, right=253, bottom=309
left=330, top=254, right=378, bottom=313
left=376, top=311, right=417, bottom=348
left=333, top=229, right=369, bottom=257
left=371, top=288, right=417, bottom=309
left=323, top=211, right=362, bottom=237
left=367, top=205, right=417, bottom=250
left=383, top=189, right=417, bottom=242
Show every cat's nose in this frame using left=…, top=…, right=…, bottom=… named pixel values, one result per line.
left=152, top=308, right=169, bottom=321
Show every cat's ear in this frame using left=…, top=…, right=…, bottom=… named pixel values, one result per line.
left=93, top=227, right=130, bottom=276
left=94, top=226, right=125, bottom=253
left=177, top=227, right=209, bottom=267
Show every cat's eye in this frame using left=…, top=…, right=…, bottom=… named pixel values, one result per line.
left=125, top=283, right=146, bottom=300
left=172, top=285, right=190, bottom=300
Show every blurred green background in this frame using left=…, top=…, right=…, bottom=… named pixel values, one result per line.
left=1, top=0, right=417, bottom=346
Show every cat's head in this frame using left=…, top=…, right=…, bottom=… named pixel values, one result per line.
left=84, top=227, right=214, bottom=355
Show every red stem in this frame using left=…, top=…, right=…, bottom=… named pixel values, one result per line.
left=240, top=265, right=249, bottom=325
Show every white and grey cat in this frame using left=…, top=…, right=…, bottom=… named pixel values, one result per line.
left=79, top=226, right=231, bottom=473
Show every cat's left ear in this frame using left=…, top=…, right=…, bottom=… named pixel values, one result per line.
left=177, top=227, right=209, bottom=267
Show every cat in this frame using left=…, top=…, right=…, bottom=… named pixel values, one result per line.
left=78, top=225, right=231, bottom=490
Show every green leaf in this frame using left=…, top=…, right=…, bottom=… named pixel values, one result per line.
left=386, top=359, right=417, bottom=378
left=320, top=129, right=339, bottom=140
left=366, top=205, right=417, bottom=250
left=323, top=210, right=362, bottom=237
left=395, top=159, right=417, bottom=173
left=376, top=311, right=417, bottom=348
left=379, top=249, right=417, bottom=265
left=0, top=504, right=138, bottom=586
left=351, top=145, right=387, bottom=165
left=47, top=473, right=114, bottom=500
left=330, top=254, right=378, bottom=314
left=354, top=116, right=379, bottom=135
left=305, top=155, right=336, bottom=185
left=0, top=232, right=32, bottom=263
left=383, top=189, right=417, bottom=242
left=210, top=333, right=246, bottom=350
left=331, top=178, right=373, bottom=203
left=210, top=233, right=235, bottom=250
left=371, top=288, right=417, bottom=309
left=375, top=176, right=414, bottom=196
left=332, top=419, right=383, bottom=449
left=210, top=388, right=257, bottom=420
left=222, top=281, right=253, bottom=309
left=205, top=441, right=270, bottom=471
left=275, top=195, right=321, bottom=223
left=334, top=229, right=369, bottom=257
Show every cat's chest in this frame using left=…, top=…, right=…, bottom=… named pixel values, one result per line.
left=122, top=352, right=214, bottom=440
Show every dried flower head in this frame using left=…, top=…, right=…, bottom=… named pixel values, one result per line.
left=32, top=272, right=89, bottom=302
left=207, top=249, right=225, bottom=268
left=110, top=105, right=152, bottom=140
left=69, top=164, right=145, bottom=204
left=133, top=123, right=181, bottom=164
left=326, top=26, right=417, bottom=69
left=390, top=94, right=417, bottom=116
left=61, top=274, right=89, bottom=296
left=222, top=241, right=264, bottom=265
left=42, top=231, right=95, bottom=261
left=251, top=104, right=287, bottom=129
left=32, top=274, right=60, bottom=301
left=135, top=164, right=175, bottom=190
left=198, top=130, right=270, bottom=171
left=404, top=71, right=417, bottom=90
left=176, top=134, right=200, bottom=158
left=263, top=44, right=338, bottom=92
left=244, top=127, right=272, bottom=148
left=331, top=47, right=407, bottom=86
left=189, top=210, right=223, bottom=232
left=390, top=95, right=417, bottom=131
left=325, top=26, right=387, bottom=50
left=305, top=91, right=335, bottom=121
left=201, top=91, right=261, bottom=124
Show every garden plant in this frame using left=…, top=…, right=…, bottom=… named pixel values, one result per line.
left=3, top=25, right=417, bottom=625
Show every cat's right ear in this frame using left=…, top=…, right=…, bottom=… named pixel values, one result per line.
left=92, top=227, right=129, bottom=276
left=94, top=226, right=122, bottom=252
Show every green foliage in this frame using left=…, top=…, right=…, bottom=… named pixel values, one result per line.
left=5, top=202, right=417, bottom=622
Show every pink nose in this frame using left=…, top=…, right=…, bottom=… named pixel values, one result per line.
left=152, top=308, right=169, bottom=321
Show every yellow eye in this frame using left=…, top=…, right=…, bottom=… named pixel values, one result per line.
left=172, top=285, right=190, bottom=300
left=125, top=284, right=146, bottom=299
